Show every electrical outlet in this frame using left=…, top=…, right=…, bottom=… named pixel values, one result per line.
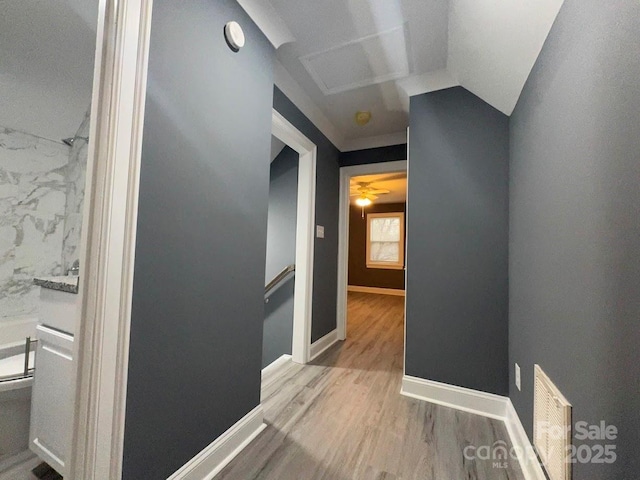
left=316, top=225, right=325, bottom=238
left=515, top=363, right=521, bottom=391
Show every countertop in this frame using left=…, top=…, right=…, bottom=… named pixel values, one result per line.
left=33, top=275, right=79, bottom=294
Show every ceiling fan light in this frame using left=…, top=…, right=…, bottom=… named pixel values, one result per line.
left=356, top=196, right=372, bottom=207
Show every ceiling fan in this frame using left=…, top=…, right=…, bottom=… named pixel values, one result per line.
left=350, top=182, right=391, bottom=206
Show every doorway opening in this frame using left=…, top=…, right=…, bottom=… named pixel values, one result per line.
left=263, top=110, right=317, bottom=369
left=336, top=160, right=408, bottom=343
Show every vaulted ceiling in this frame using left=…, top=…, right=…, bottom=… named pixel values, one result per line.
left=239, top=0, right=565, bottom=150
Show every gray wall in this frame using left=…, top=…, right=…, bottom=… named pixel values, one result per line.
left=509, top=0, right=640, bottom=478
left=263, top=146, right=298, bottom=367
left=339, top=144, right=407, bottom=167
left=406, top=87, right=509, bottom=396
left=348, top=203, right=406, bottom=290
left=123, top=1, right=274, bottom=478
left=273, top=87, right=341, bottom=342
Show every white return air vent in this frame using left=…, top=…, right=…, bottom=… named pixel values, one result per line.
left=534, top=365, right=572, bottom=480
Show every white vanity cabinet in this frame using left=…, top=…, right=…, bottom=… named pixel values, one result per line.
left=29, top=325, right=74, bottom=477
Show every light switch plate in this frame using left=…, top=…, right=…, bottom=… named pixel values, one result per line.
left=515, top=363, right=521, bottom=391
left=316, top=225, right=325, bottom=238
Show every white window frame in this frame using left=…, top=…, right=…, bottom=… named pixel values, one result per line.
left=366, top=211, right=405, bottom=270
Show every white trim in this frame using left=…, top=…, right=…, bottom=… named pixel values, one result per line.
left=261, top=354, right=292, bottom=379
left=274, top=61, right=344, bottom=150
left=236, top=0, right=295, bottom=49
left=341, top=131, right=407, bottom=152
left=400, top=375, right=509, bottom=421
left=167, top=405, right=266, bottom=480
left=309, top=329, right=339, bottom=361
left=347, top=285, right=405, bottom=297
left=403, top=127, right=410, bottom=376
left=505, top=400, right=547, bottom=480
left=337, top=160, right=408, bottom=341
left=399, top=375, right=545, bottom=480
left=365, top=212, right=405, bottom=271
left=274, top=61, right=409, bottom=152
left=272, top=109, right=316, bottom=365
left=68, top=0, right=152, bottom=479
left=0, top=450, right=36, bottom=474
left=396, top=69, right=459, bottom=98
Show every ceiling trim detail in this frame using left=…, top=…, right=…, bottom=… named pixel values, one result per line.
left=300, top=26, right=410, bottom=96
left=342, top=131, right=407, bottom=152
left=397, top=69, right=459, bottom=98
left=274, top=60, right=344, bottom=148
left=236, top=0, right=295, bottom=48
left=275, top=61, right=409, bottom=153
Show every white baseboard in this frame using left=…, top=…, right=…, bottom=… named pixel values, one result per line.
left=504, top=400, right=546, bottom=480
left=167, top=405, right=266, bottom=480
left=401, top=375, right=509, bottom=420
left=347, top=285, right=405, bottom=296
left=0, top=450, right=36, bottom=475
left=401, top=375, right=545, bottom=480
left=309, top=329, right=339, bottom=361
left=261, top=354, right=292, bottom=379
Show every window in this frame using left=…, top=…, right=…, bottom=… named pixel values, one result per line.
left=366, top=212, right=405, bottom=270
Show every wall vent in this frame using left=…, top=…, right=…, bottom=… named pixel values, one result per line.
left=534, top=365, right=572, bottom=480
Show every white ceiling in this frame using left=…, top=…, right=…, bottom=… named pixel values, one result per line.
left=240, top=0, right=565, bottom=150
left=0, top=0, right=98, bottom=141
left=271, top=0, right=449, bottom=142
left=350, top=172, right=407, bottom=205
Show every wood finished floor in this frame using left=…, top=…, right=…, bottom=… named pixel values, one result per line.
left=217, top=292, right=524, bottom=480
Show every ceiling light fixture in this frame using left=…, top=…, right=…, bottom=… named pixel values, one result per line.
left=355, top=196, right=372, bottom=207
left=355, top=111, right=372, bottom=126
left=356, top=195, right=372, bottom=219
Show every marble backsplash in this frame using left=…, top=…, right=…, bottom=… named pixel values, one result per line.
left=61, top=108, right=90, bottom=272
left=0, top=127, right=70, bottom=322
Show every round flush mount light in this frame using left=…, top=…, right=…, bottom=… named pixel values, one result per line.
left=224, top=21, right=245, bottom=52
left=355, top=111, right=372, bottom=126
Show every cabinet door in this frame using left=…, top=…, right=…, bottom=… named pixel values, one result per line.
left=29, top=325, right=74, bottom=476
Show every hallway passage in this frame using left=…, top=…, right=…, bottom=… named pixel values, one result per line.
left=217, top=292, right=524, bottom=479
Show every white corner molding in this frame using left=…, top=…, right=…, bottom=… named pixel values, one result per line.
left=273, top=61, right=345, bottom=150
left=272, top=109, right=316, bottom=365
left=236, top=0, right=295, bottom=49
left=167, top=405, right=266, bottom=480
left=504, top=400, right=547, bottom=480
left=69, top=0, right=153, bottom=479
left=396, top=69, right=459, bottom=98
left=261, top=354, right=292, bottom=379
left=309, top=329, right=340, bottom=361
left=401, top=375, right=509, bottom=420
left=347, top=285, right=405, bottom=297
left=341, top=131, right=408, bottom=152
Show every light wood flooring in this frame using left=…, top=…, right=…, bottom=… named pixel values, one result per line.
left=217, top=292, right=524, bottom=480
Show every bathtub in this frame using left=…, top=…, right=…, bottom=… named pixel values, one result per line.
left=0, top=342, right=35, bottom=470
